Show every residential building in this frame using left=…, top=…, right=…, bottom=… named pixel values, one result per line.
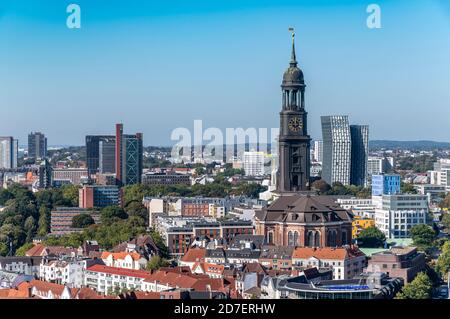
left=365, top=246, right=425, bottom=283
left=0, top=257, right=42, bottom=276
left=374, top=194, right=428, bottom=239
left=0, top=137, right=18, bottom=169
left=101, top=252, right=146, bottom=270
left=259, top=246, right=294, bottom=270
left=350, top=125, right=369, bottom=187
left=50, top=207, right=100, bottom=235
left=243, top=151, right=265, bottom=177
left=39, top=259, right=98, bottom=288
left=84, top=265, right=150, bottom=295
left=142, top=172, right=191, bottom=186
left=52, top=168, right=89, bottom=185
left=28, top=132, right=47, bottom=161
left=292, top=246, right=367, bottom=280
left=79, top=185, right=121, bottom=209
left=321, top=115, right=352, bottom=185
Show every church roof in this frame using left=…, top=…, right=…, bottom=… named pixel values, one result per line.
left=255, top=195, right=353, bottom=224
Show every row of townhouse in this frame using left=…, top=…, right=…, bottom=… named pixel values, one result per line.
left=180, top=245, right=367, bottom=281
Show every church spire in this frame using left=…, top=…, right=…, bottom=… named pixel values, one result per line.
left=289, top=27, right=297, bottom=67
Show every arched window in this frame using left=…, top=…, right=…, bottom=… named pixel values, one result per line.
left=327, top=230, right=337, bottom=247
left=293, top=175, right=299, bottom=187
left=307, top=231, right=314, bottom=247
left=268, top=232, right=274, bottom=245
left=341, top=230, right=347, bottom=245
left=294, top=231, right=299, bottom=246
left=288, top=231, right=294, bottom=246
left=314, top=231, right=321, bottom=247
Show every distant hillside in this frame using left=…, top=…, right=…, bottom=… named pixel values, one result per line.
left=370, top=140, right=450, bottom=150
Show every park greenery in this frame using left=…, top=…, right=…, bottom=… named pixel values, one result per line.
left=311, top=180, right=371, bottom=198
left=395, top=272, right=433, bottom=299
left=356, top=226, right=386, bottom=248
left=0, top=184, right=80, bottom=256
left=410, top=224, right=438, bottom=253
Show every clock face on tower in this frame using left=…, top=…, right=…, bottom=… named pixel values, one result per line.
left=288, top=117, right=302, bottom=133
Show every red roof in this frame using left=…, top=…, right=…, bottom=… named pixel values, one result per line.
left=292, top=246, right=365, bottom=260
left=144, top=271, right=225, bottom=291
left=86, top=264, right=151, bottom=279
left=101, top=251, right=142, bottom=261
left=180, top=248, right=206, bottom=263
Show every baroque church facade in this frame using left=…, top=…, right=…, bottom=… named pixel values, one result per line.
left=255, top=31, right=353, bottom=247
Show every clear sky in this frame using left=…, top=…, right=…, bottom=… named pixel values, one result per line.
left=1, top=0, right=450, bottom=146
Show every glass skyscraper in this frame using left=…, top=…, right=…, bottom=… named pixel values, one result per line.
left=350, top=125, right=369, bottom=187
left=0, top=137, right=18, bottom=169
left=321, top=116, right=352, bottom=185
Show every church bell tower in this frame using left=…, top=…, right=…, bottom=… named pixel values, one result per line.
left=277, top=29, right=311, bottom=193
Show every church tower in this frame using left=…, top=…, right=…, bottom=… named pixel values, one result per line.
left=277, top=29, right=311, bottom=192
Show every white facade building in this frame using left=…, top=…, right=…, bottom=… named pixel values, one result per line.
left=39, top=260, right=86, bottom=288
left=313, top=140, right=323, bottom=163
left=84, top=264, right=149, bottom=295
left=374, top=194, right=429, bottom=239
left=243, top=151, right=265, bottom=177
left=429, top=159, right=450, bottom=193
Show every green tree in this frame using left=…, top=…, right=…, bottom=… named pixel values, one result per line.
left=395, top=272, right=433, bottom=299
left=441, top=213, right=450, bottom=230
left=400, top=182, right=418, bottom=194
left=146, top=255, right=170, bottom=271
left=410, top=224, right=437, bottom=252
left=15, top=242, right=35, bottom=256
left=61, top=184, right=80, bottom=207
left=71, top=213, right=95, bottom=228
left=37, top=206, right=50, bottom=237
left=356, top=226, right=386, bottom=248
left=311, top=179, right=331, bottom=193
left=100, top=206, right=128, bottom=224
left=436, top=241, right=450, bottom=281
left=0, top=242, right=8, bottom=256
left=24, top=216, right=36, bottom=242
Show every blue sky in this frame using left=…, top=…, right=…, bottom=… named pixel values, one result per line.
left=1, top=0, right=450, bottom=146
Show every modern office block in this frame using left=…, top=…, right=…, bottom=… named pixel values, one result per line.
left=350, top=125, right=369, bottom=187
left=28, top=132, right=47, bottom=160
left=321, top=116, right=351, bottom=186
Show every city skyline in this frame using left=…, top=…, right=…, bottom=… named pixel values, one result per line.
left=1, top=0, right=450, bottom=145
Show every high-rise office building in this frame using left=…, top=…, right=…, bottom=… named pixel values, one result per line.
left=86, top=124, right=143, bottom=186
left=321, top=116, right=351, bottom=186
left=28, top=132, right=47, bottom=161
left=38, top=159, right=53, bottom=189
left=115, top=124, right=143, bottom=186
left=0, top=137, right=18, bottom=169
left=86, top=135, right=116, bottom=177
left=350, top=125, right=369, bottom=187
left=313, top=140, right=323, bottom=163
